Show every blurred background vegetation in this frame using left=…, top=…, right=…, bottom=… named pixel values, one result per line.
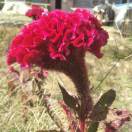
left=0, top=0, right=4, bottom=9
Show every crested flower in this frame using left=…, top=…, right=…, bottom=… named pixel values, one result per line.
left=25, top=5, right=48, bottom=20
left=8, top=9, right=108, bottom=67
left=7, top=9, right=109, bottom=123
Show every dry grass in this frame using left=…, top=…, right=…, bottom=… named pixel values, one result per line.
left=0, top=24, right=132, bottom=131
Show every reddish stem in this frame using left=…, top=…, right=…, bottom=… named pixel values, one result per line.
left=80, top=120, right=85, bottom=132
left=43, top=50, right=93, bottom=131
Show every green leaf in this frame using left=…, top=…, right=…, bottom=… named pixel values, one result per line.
left=90, top=89, right=116, bottom=121
left=88, top=122, right=99, bottom=132
left=58, top=82, right=79, bottom=111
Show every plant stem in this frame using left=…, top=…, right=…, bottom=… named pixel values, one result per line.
left=43, top=50, right=93, bottom=130
left=80, top=120, right=85, bottom=132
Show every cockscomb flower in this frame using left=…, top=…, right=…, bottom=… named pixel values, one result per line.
left=8, top=9, right=108, bottom=67
left=25, top=5, right=48, bottom=20
left=7, top=9, right=109, bottom=122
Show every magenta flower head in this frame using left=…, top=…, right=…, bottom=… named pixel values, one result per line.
left=8, top=9, right=108, bottom=67
left=25, top=5, right=48, bottom=20
left=7, top=9, right=109, bottom=121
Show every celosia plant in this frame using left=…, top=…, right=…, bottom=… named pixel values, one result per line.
left=7, top=9, right=110, bottom=131
left=25, top=4, right=48, bottom=20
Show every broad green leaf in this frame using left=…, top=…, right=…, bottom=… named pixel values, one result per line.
left=88, top=122, right=99, bottom=132
left=58, top=82, right=79, bottom=111
left=90, top=89, right=116, bottom=121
